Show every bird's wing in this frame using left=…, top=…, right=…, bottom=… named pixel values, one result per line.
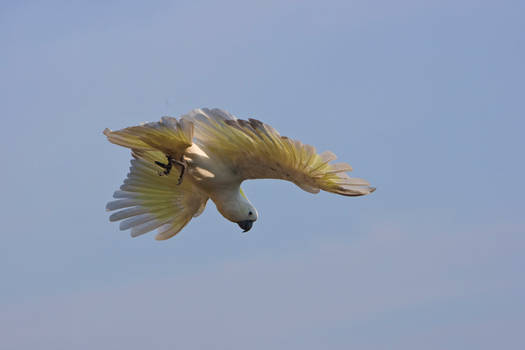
left=184, top=108, right=375, bottom=196
left=106, top=150, right=208, bottom=240
left=103, top=117, right=194, bottom=159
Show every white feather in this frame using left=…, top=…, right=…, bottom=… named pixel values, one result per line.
left=320, top=151, right=337, bottom=163
left=106, top=199, right=138, bottom=211
left=119, top=214, right=156, bottom=231
left=130, top=219, right=169, bottom=237
left=109, top=207, right=148, bottom=222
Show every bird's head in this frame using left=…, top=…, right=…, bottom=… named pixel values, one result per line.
left=212, top=187, right=258, bottom=232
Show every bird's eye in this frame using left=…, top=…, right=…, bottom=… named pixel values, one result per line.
left=249, top=211, right=253, bottom=216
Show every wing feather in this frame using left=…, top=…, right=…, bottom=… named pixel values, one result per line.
left=103, top=117, right=193, bottom=159
left=185, top=108, right=375, bottom=197
left=106, top=152, right=208, bottom=240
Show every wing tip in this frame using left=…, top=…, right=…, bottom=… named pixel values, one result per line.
left=328, top=184, right=376, bottom=197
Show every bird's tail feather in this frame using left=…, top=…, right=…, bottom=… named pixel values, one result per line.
left=106, top=151, right=208, bottom=240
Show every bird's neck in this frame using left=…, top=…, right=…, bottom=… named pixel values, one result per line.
left=209, top=184, right=250, bottom=222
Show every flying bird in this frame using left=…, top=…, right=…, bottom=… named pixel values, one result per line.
left=104, top=108, right=375, bottom=240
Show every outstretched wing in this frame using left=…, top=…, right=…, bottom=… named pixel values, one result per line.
left=103, top=117, right=194, bottom=159
left=184, top=108, right=375, bottom=196
left=106, top=150, right=208, bottom=240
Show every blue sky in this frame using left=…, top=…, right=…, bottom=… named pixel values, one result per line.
left=1, top=1, right=524, bottom=349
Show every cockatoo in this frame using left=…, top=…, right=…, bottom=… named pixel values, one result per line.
left=104, top=108, right=375, bottom=240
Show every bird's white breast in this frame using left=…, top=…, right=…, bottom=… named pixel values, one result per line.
left=184, top=144, right=241, bottom=192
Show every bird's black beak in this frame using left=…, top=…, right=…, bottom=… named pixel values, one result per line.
left=237, top=220, right=254, bottom=232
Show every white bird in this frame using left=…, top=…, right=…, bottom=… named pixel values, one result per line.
left=104, top=108, right=375, bottom=240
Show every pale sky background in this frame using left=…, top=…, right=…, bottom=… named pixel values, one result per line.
left=1, top=1, right=524, bottom=349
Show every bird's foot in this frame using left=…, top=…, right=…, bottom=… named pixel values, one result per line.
left=155, top=155, right=186, bottom=185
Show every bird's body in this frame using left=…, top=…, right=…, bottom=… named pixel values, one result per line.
left=104, top=108, right=375, bottom=239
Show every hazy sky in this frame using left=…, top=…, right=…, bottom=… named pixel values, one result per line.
left=1, top=1, right=524, bottom=349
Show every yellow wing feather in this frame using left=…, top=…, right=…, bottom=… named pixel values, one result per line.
left=106, top=150, right=208, bottom=240
left=103, top=117, right=193, bottom=159
left=186, top=109, right=375, bottom=196
left=103, top=116, right=206, bottom=240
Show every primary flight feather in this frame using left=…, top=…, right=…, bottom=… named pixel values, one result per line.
left=104, top=108, right=375, bottom=239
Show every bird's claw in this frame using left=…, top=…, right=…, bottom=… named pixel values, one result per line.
left=155, top=155, right=186, bottom=185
